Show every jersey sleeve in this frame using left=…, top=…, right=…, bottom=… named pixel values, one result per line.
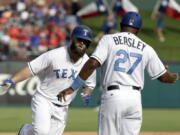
left=28, top=52, right=51, bottom=76
left=90, top=35, right=109, bottom=65
left=83, top=70, right=96, bottom=89
left=146, top=47, right=166, bottom=80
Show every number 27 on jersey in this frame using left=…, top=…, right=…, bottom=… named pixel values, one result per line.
left=114, top=49, right=142, bottom=74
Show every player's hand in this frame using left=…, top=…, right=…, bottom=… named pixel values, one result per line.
left=57, top=88, right=74, bottom=102
left=81, top=87, right=93, bottom=105
left=165, top=65, right=179, bottom=82
left=171, top=73, right=179, bottom=82
left=0, top=80, right=14, bottom=95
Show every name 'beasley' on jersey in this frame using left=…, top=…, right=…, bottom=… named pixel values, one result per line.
left=112, top=33, right=146, bottom=51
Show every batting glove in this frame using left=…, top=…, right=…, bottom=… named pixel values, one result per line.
left=0, top=79, right=14, bottom=95
left=81, top=93, right=91, bottom=105
left=81, top=87, right=93, bottom=105
left=85, top=95, right=91, bottom=105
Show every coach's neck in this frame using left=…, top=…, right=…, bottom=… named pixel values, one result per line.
left=121, top=25, right=140, bottom=35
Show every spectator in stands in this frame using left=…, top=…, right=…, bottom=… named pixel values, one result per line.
left=30, top=25, right=41, bottom=55
left=48, top=33, right=59, bottom=49
left=8, top=12, right=21, bottom=26
left=8, top=24, right=20, bottom=57
left=53, top=25, right=66, bottom=47
left=38, top=36, right=48, bottom=53
left=0, top=0, right=85, bottom=60
left=71, top=0, right=82, bottom=15
left=62, top=0, right=80, bottom=32
left=0, top=29, right=10, bottom=60
left=16, top=43, right=28, bottom=60
left=0, top=45, right=6, bottom=61
left=19, top=24, right=31, bottom=47
left=38, top=27, right=48, bottom=53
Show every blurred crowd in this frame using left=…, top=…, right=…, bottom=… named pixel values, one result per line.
left=0, top=0, right=82, bottom=61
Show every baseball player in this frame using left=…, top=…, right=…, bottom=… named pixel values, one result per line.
left=0, top=25, right=96, bottom=135
left=57, top=12, right=179, bottom=135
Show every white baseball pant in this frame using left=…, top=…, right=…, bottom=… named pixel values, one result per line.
left=98, top=86, right=142, bottom=135
left=18, top=92, right=68, bottom=135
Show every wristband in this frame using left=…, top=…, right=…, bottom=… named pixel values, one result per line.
left=5, top=79, right=14, bottom=85
left=70, top=76, right=85, bottom=91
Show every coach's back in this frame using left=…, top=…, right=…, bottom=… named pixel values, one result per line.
left=91, top=32, right=166, bottom=92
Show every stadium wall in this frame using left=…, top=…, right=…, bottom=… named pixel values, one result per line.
left=0, top=62, right=180, bottom=107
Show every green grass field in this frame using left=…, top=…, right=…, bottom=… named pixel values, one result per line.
left=82, top=11, right=180, bottom=62
left=0, top=107, right=180, bottom=132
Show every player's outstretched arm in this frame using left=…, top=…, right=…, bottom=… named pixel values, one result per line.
left=11, top=66, right=33, bottom=84
left=0, top=66, right=33, bottom=95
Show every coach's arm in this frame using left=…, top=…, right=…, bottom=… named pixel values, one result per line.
left=57, top=58, right=100, bottom=102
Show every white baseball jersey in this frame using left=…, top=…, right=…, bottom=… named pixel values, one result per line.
left=91, top=32, right=166, bottom=91
left=28, top=46, right=96, bottom=105
left=19, top=45, right=96, bottom=135
left=91, top=32, right=166, bottom=135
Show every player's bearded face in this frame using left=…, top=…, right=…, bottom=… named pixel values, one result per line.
left=71, top=38, right=87, bottom=57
